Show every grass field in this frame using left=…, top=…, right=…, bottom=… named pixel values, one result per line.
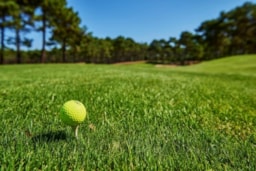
left=0, top=55, right=256, bottom=170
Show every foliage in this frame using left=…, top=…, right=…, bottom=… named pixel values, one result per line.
left=0, top=1, right=256, bottom=64
left=196, top=2, right=256, bottom=59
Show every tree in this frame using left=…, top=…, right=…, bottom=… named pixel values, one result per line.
left=0, top=1, right=8, bottom=64
left=196, top=2, right=256, bottom=59
left=226, top=2, right=256, bottom=54
left=0, top=1, right=18, bottom=64
left=112, top=36, right=127, bottom=62
left=38, top=0, right=50, bottom=63
left=160, top=39, right=173, bottom=64
left=148, top=38, right=174, bottom=64
left=100, top=38, right=114, bottom=63
left=51, top=6, right=81, bottom=62
left=34, top=0, right=64, bottom=63
left=196, top=19, right=222, bottom=59
left=7, top=0, right=34, bottom=63
left=168, top=37, right=179, bottom=62
left=148, top=39, right=162, bottom=63
left=178, top=31, right=203, bottom=64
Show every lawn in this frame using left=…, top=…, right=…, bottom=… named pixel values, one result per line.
left=0, top=55, right=256, bottom=170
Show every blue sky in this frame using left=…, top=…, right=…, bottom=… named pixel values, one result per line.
left=31, top=0, right=250, bottom=49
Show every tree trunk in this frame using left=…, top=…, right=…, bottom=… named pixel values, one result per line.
left=62, top=39, right=66, bottom=62
left=0, top=13, right=5, bottom=64
left=16, top=28, right=21, bottom=64
left=0, top=26, right=3, bottom=64
left=41, top=10, right=46, bottom=63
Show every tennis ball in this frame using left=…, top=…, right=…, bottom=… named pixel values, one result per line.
left=60, top=100, right=86, bottom=127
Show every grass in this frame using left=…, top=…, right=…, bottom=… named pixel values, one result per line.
left=174, top=54, right=256, bottom=76
left=0, top=55, right=256, bottom=170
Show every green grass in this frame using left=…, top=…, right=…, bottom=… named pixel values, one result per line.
left=0, top=55, right=256, bottom=170
left=174, top=54, right=256, bottom=76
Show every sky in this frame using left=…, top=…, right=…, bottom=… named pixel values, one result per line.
left=31, top=0, right=251, bottom=49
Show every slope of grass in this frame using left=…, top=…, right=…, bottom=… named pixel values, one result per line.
left=174, top=54, right=256, bottom=76
left=0, top=56, right=256, bottom=170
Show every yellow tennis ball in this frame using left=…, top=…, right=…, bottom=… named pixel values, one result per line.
left=60, top=100, right=86, bottom=127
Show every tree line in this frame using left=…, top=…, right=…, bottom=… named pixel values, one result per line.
left=0, top=1, right=255, bottom=64
left=148, top=2, right=256, bottom=64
